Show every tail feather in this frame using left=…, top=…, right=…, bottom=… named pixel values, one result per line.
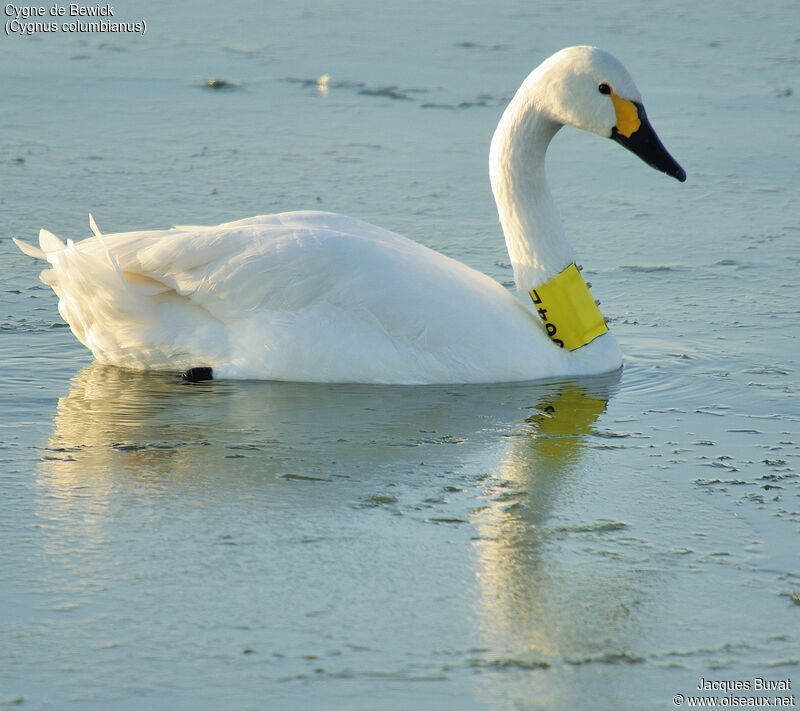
left=14, top=228, right=68, bottom=261
left=87, top=213, right=126, bottom=287
left=39, top=229, right=65, bottom=254
left=14, top=217, right=230, bottom=372
left=13, top=237, right=46, bottom=259
left=89, top=213, right=102, bottom=238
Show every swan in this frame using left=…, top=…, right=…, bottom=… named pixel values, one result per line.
left=14, top=46, right=685, bottom=384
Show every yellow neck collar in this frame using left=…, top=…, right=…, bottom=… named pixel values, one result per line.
left=528, top=263, right=608, bottom=351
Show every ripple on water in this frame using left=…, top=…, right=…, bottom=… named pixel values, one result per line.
left=619, top=265, right=685, bottom=273
left=282, top=77, right=428, bottom=102
left=621, top=347, right=733, bottom=403
left=544, top=519, right=629, bottom=535
left=0, top=317, right=70, bottom=333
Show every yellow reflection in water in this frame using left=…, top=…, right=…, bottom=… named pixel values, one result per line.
left=471, top=378, right=642, bottom=709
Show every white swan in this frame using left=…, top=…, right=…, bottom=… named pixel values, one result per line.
left=14, top=46, right=685, bottom=384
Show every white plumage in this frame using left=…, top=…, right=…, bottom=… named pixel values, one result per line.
left=14, top=46, right=685, bottom=384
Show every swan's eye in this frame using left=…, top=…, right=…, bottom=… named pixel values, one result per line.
left=598, top=83, right=611, bottom=95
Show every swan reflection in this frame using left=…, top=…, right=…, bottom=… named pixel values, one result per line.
left=42, top=364, right=616, bottom=489
left=38, top=364, right=644, bottom=706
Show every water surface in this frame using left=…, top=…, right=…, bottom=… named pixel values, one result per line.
left=1, top=1, right=798, bottom=709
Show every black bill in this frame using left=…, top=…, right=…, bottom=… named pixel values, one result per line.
left=611, top=103, right=686, bottom=182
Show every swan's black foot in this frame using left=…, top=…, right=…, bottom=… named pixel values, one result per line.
left=182, top=367, right=213, bottom=382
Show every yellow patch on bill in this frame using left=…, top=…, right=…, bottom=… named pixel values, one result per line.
left=529, top=263, right=608, bottom=351
left=610, top=92, right=641, bottom=138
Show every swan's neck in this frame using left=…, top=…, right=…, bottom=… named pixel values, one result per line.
left=490, top=92, right=574, bottom=293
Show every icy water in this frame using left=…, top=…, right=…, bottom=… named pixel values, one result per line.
left=1, top=1, right=799, bottom=709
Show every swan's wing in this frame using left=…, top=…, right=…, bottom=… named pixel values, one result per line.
left=95, top=210, right=464, bottom=319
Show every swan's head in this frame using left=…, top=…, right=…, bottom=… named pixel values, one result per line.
left=530, top=46, right=686, bottom=182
